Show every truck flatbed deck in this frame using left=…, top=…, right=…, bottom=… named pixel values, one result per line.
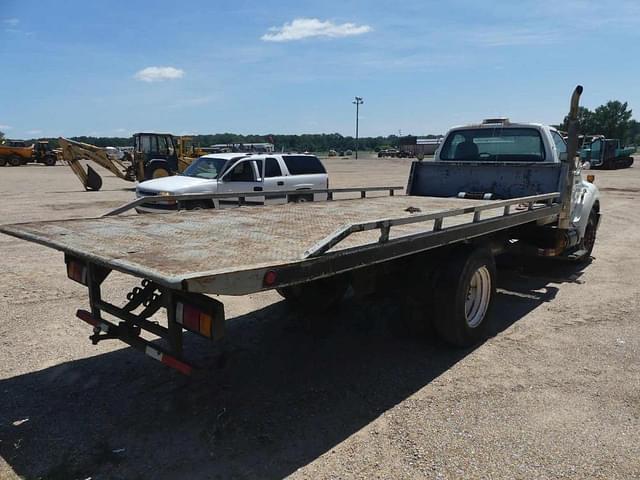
left=1, top=193, right=559, bottom=295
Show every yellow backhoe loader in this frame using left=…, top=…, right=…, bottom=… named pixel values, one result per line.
left=60, top=133, right=199, bottom=191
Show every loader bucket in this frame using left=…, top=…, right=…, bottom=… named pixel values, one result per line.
left=86, top=165, right=103, bottom=191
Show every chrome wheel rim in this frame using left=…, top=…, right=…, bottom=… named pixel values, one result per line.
left=465, top=266, right=491, bottom=328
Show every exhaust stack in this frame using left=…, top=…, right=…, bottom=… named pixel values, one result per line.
left=558, top=85, right=583, bottom=230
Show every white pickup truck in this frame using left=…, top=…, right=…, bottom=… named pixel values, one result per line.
left=431, top=119, right=600, bottom=248
left=135, top=153, right=329, bottom=212
left=0, top=86, right=601, bottom=375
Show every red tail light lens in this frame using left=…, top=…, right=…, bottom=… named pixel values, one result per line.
left=66, top=260, right=87, bottom=285
left=176, top=301, right=215, bottom=339
left=263, top=270, right=278, bottom=286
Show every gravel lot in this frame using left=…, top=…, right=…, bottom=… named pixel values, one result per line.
left=0, top=156, right=638, bottom=479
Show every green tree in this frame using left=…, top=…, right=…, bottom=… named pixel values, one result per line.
left=592, top=100, right=632, bottom=141
left=560, top=106, right=596, bottom=134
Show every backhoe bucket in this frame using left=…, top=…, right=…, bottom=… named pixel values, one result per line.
left=86, top=165, right=103, bottom=191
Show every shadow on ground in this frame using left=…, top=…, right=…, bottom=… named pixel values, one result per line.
left=0, top=259, right=588, bottom=480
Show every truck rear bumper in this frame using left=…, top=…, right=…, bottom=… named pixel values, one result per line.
left=67, top=255, right=225, bottom=374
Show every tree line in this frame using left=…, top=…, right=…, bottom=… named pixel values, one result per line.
left=3, top=99, right=638, bottom=150
left=3, top=132, right=439, bottom=152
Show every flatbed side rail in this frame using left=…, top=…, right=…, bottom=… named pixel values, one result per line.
left=303, top=192, right=560, bottom=258
left=104, top=186, right=404, bottom=217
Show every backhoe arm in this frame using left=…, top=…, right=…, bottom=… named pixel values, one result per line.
left=59, top=137, right=134, bottom=191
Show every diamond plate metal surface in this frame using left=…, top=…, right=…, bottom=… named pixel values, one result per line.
left=1, top=196, right=504, bottom=285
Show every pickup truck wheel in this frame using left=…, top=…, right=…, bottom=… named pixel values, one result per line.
left=185, top=201, right=212, bottom=210
left=277, top=274, right=348, bottom=311
left=580, top=210, right=598, bottom=258
left=290, top=194, right=313, bottom=203
left=432, top=247, right=496, bottom=347
left=9, top=155, right=21, bottom=166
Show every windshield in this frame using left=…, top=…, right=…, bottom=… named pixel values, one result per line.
left=182, top=157, right=229, bottom=179
left=440, top=127, right=546, bottom=162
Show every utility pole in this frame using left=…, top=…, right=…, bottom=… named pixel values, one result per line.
left=353, top=96, right=363, bottom=159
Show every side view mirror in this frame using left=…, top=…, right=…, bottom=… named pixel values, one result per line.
left=559, top=152, right=568, bottom=162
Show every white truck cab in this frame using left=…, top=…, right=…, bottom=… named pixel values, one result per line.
left=136, top=153, right=329, bottom=212
left=435, top=119, right=600, bottom=241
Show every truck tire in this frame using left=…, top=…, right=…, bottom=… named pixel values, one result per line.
left=184, top=200, right=213, bottom=210
left=0, top=157, right=6, bottom=167
left=580, top=209, right=599, bottom=259
left=432, top=247, right=496, bottom=347
left=146, top=164, right=170, bottom=180
left=289, top=193, right=313, bottom=203
left=43, top=154, right=57, bottom=166
left=276, top=274, right=349, bottom=311
left=9, top=155, right=21, bottom=166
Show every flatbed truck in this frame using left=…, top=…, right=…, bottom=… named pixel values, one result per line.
left=0, top=87, right=601, bottom=375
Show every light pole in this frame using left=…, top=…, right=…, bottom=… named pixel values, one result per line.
left=353, top=96, right=363, bottom=159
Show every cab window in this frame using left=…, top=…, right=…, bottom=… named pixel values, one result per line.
left=225, top=160, right=256, bottom=182
left=265, top=157, right=283, bottom=177
left=551, top=131, right=567, bottom=155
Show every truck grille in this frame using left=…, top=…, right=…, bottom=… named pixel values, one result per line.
left=137, top=189, right=159, bottom=197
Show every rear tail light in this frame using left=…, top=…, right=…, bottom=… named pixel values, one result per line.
left=263, top=270, right=278, bottom=286
left=175, top=300, right=218, bottom=339
left=66, top=259, right=87, bottom=285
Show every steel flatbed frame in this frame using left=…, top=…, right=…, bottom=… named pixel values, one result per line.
left=0, top=188, right=561, bottom=374
left=1, top=190, right=560, bottom=295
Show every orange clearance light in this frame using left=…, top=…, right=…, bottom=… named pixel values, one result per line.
left=66, top=260, right=87, bottom=285
left=263, top=270, right=278, bottom=286
left=586, top=174, right=595, bottom=183
left=199, top=313, right=212, bottom=338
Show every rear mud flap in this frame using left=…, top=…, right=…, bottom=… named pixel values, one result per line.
left=86, top=164, right=103, bottom=191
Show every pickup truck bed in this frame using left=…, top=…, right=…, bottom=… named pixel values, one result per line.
left=0, top=193, right=559, bottom=295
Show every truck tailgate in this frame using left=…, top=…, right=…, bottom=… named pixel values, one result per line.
left=0, top=195, right=557, bottom=294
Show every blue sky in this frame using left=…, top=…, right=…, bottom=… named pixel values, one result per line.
left=1, top=0, right=639, bottom=139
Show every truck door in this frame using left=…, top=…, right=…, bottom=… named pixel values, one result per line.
left=261, top=157, right=289, bottom=204
left=218, top=159, right=264, bottom=205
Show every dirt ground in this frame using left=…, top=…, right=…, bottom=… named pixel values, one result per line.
left=0, top=155, right=638, bottom=479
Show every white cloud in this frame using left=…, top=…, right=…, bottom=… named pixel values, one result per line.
left=133, top=66, right=184, bottom=82
left=0, top=124, right=12, bottom=130
left=3, top=18, right=19, bottom=26
left=26, top=129, right=42, bottom=135
left=261, top=18, right=372, bottom=42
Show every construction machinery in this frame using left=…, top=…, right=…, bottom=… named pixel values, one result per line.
left=61, top=133, right=198, bottom=191
left=0, top=140, right=59, bottom=167
left=579, top=135, right=635, bottom=169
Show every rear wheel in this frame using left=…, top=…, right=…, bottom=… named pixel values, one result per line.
left=432, top=247, right=496, bottom=347
left=0, top=157, right=6, bottom=167
left=9, top=155, right=21, bottom=166
left=43, top=154, right=57, bottom=166
left=289, top=193, right=313, bottom=203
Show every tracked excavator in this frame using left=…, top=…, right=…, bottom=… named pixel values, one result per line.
left=60, top=133, right=197, bottom=191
